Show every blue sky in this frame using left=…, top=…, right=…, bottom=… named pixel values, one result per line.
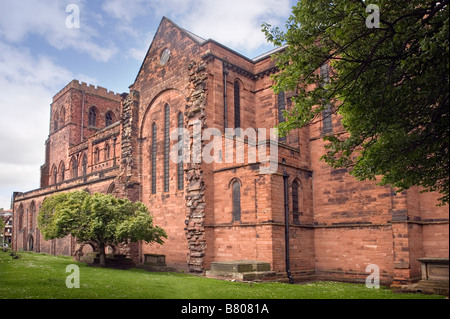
left=0, top=0, right=296, bottom=209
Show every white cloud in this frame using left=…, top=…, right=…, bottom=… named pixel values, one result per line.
left=179, top=0, right=292, bottom=53
left=0, top=0, right=117, bottom=62
left=0, top=41, right=94, bottom=204
left=102, top=0, right=292, bottom=57
left=102, top=0, right=149, bottom=22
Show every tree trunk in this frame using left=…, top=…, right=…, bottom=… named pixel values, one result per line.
left=98, top=243, right=106, bottom=267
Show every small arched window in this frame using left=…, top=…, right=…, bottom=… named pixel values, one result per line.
left=88, top=107, right=97, bottom=127
left=59, top=108, right=65, bottom=127
left=54, top=112, right=59, bottom=132
left=52, top=166, right=58, bottom=184
left=93, top=148, right=100, bottom=164
left=232, top=180, right=241, bottom=222
left=105, top=143, right=111, bottom=160
left=105, top=112, right=113, bottom=127
left=71, top=156, right=78, bottom=178
left=82, top=154, right=88, bottom=175
left=59, top=161, right=65, bottom=182
left=107, top=182, right=115, bottom=194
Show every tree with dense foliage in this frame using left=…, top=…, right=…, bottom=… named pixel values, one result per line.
left=263, top=0, right=449, bottom=204
left=0, top=218, right=6, bottom=252
left=38, top=191, right=167, bottom=266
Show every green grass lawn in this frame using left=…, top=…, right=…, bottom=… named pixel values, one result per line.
left=0, top=251, right=445, bottom=299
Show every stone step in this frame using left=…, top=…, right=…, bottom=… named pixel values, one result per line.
left=206, top=261, right=276, bottom=282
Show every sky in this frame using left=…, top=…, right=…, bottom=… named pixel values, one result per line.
left=0, top=0, right=296, bottom=209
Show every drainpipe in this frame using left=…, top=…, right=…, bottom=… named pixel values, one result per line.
left=223, top=62, right=229, bottom=131
left=283, top=169, right=294, bottom=284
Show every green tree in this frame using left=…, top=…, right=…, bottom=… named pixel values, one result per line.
left=38, top=191, right=167, bottom=266
left=263, top=0, right=449, bottom=204
left=0, top=218, right=5, bottom=252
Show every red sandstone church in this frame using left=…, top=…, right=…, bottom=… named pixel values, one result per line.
left=12, top=17, right=448, bottom=286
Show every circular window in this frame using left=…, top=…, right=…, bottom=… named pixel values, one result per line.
left=160, top=48, right=171, bottom=66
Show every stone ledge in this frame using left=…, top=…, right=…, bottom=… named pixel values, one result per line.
left=205, top=260, right=276, bottom=282
left=209, top=260, right=271, bottom=273
left=205, top=270, right=277, bottom=282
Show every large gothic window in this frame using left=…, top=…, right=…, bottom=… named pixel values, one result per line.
left=29, top=201, right=36, bottom=231
left=151, top=123, right=157, bottom=194
left=18, top=204, right=24, bottom=230
left=164, top=104, right=170, bottom=192
left=234, top=81, right=241, bottom=134
left=177, top=112, right=184, bottom=191
left=292, top=180, right=300, bottom=224
left=278, top=91, right=287, bottom=142
left=232, top=180, right=241, bottom=222
left=320, top=64, right=333, bottom=133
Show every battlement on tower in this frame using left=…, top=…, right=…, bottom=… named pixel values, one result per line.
left=53, top=79, right=122, bottom=102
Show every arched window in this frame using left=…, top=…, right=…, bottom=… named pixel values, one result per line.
left=82, top=154, right=88, bottom=175
left=320, top=64, right=333, bottom=133
left=105, top=143, right=111, bottom=160
left=234, top=81, right=241, bottom=134
left=71, top=156, right=78, bottom=178
left=59, top=161, right=65, bottom=182
left=164, top=104, right=170, bottom=192
left=105, top=112, right=114, bottom=127
left=29, top=201, right=36, bottom=231
left=52, top=165, right=58, bottom=184
left=93, top=148, right=100, bottom=164
left=320, top=64, right=330, bottom=84
left=232, top=179, right=241, bottom=222
left=322, top=106, right=333, bottom=133
left=18, top=204, right=24, bottom=230
left=107, top=182, right=115, bottom=194
left=54, top=112, right=59, bottom=132
left=177, top=112, right=184, bottom=191
left=59, top=108, right=65, bottom=127
left=278, top=91, right=287, bottom=142
left=88, top=107, right=97, bottom=127
left=292, top=180, right=300, bottom=224
left=151, top=123, right=157, bottom=194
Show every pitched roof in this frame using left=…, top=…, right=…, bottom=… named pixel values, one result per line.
left=131, top=16, right=285, bottom=86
